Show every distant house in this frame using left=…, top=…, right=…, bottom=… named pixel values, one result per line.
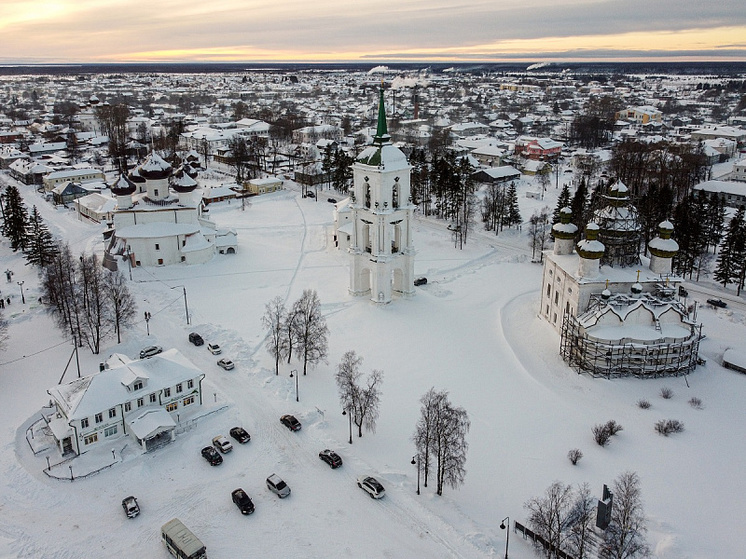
left=74, top=192, right=117, bottom=223
left=247, top=177, right=283, bottom=195
left=292, top=125, right=342, bottom=144
left=693, top=180, right=746, bottom=208
left=28, top=141, right=67, bottom=157
left=202, top=184, right=238, bottom=205
left=515, top=136, right=562, bottom=160
left=691, top=126, right=746, bottom=147
left=731, top=158, right=746, bottom=182
left=472, top=166, right=521, bottom=184
left=43, top=168, right=106, bottom=192
left=46, top=349, right=206, bottom=456
left=52, top=181, right=89, bottom=205
left=614, top=106, right=663, bottom=126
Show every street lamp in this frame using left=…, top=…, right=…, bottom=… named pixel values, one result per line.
left=411, top=455, right=421, bottom=495
left=500, top=516, right=510, bottom=559
left=17, top=280, right=24, bottom=304
left=144, top=311, right=151, bottom=335
left=170, top=285, right=190, bottom=325
left=342, top=408, right=352, bottom=444
left=289, top=369, right=299, bottom=402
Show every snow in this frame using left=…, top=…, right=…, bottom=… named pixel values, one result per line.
left=1, top=175, right=746, bottom=559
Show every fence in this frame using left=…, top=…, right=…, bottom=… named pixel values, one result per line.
left=514, top=521, right=577, bottom=559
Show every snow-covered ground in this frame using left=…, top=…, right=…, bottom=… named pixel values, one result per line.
left=1, top=175, right=745, bottom=559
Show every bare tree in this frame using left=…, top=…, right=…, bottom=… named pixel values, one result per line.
left=335, top=350, right=383, bottom=438
left=104, top=270, right=136, bottom=344
left=600, top=472, right=650, bottom=559
left=262, top=296, right=287, bottom=375
left=282, top=303, right=298, bottom=364
left=291, top=289, right=329, bottom=375
left=567, top=483, right=595, bottom=559
left=78, top=254, right=110, bottom=354
left=434, top=399, right=470, bottom=495
left=528, top=207, right=551, bottom=262
left=525, top=480, right=574, bottom=558
left=413, top=388, right=448, bottom=488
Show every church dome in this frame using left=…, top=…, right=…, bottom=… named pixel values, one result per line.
left=356, top=143, right=408, bottom=169
left=139, top=152, right=171, bottom=180
left=170, top=166, right=198, bottom=192
left=648, top=220, right=679, bottom=258
left=552, top=207, right=578, bottom=239
left=128, top=167, right=146, bottom=184
left=576, top=223, right=605, bottom=259
left=110, top=174, right=136, bottom=196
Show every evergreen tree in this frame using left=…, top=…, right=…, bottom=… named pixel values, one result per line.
left=552, top=183, right=572, bottom=225
left=570, top=178, right=588, bottom=235
left=2, top=185, right=29, bottom=251
left=24, top=206, right=59, bottom=267
left=506, top=182, right=522, bottom=228
left=706, top=192, right=725, bottom=253
left=714, top=205, right=745, bottom=288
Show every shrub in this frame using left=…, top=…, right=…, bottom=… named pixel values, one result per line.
left=655, top=419, right=685, bottom=436
left=688, top=397, right=703, bottom=410
left=593, top=424, right=612, bottom=446
left=660, top=387, right=674, bottom=399
left=637, top=399, right=651, bottom=409
left=605, top=420, right=623, bottom=436
left=568, top=448, right=583, bottom=465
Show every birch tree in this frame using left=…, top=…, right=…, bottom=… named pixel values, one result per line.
left=291, top=289, right=329, bottom=375
left=262, top=296, right=287, bottom=375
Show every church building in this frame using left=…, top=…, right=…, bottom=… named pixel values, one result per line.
left=341, top=89, right=415, bottom=303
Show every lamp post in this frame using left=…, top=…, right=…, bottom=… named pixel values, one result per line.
left=17, top=280, right=24, bottom=304
left=411, top=455, right=421, bottom=495
left=500, top=516, right=510, bottom=559
left=170, top=285, right=190, bottom=325
left=289, top=369, right=299, bottom=402
left=144, top=311, right=151, bottom=335
left=342, top=408, right=352, bottom=444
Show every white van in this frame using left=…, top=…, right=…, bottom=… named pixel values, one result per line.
left=161, top=518, right=207, bottom=559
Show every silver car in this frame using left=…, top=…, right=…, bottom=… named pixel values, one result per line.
left=266, top=474, right=291, bottom=498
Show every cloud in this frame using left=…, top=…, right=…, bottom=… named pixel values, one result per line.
left=0, top=0, right=745, bottom=62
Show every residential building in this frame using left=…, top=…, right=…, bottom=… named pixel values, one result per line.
left=46, top=349, right=206, bottom=456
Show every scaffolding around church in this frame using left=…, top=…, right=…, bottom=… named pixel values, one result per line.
left=559, top=311, right=703, bottom=378
left=591, top=183, right=642, bottom=268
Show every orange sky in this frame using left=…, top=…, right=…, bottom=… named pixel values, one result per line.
left=1, top=1, right=744, bottom=63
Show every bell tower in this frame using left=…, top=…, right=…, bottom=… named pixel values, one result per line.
left=348, top=88, right=415, bottom=303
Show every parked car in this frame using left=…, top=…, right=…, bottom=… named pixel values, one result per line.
left=319, top=449, right=343, bottom=469
left=413, top=277, right=428, bottom=286
left=139, top=345, right=163, bottom=359
left=122, top=495, right=140, bottom=518
left=217, top=358, right=235, bottom=370
left=305, top=191, right=315, bottom=198
left=207, top=343, right=222, bottom=355
left=212, top=435, right=233, bottom=453
left=327, top=197, right=337, bottom=203
left=357, top=476, right=385, bottom=499
left=678, top=286, right=688, bottom=297
left=280, top=414, right=301, bottom=431
left=229, top=426, right=251, bottom=444
left=201, top=446, right=223, bottom=466
left=231, top=488, right=255, bottom=515
left=707, top=298, right=727, bottom=308
left=188, top=332, right=204, bottom=346
left=266, top=474, right=291, bottom=498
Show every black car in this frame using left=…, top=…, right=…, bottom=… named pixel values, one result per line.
left=280, top=414, right=301, bottom=431
left=707, top=298, right=727, bottom=308
left=231, top=488, right=255, bottom=515
left=121, top=496, right=140, bottom=518
left=189, top=332, right=204, bottom=346
left=327, top=197, right=337, bottom=203
left=319, top=449, right=343, bottom=468
left=414, top=277, right=428, bottom=286
left=201, top=446, right=223, bottom=466
left=230, top=426, right=251, bottom=444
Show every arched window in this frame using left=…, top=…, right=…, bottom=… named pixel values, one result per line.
left=365, top=182, right=371, bottom=208
left=392, top=183, right=399, bottom=209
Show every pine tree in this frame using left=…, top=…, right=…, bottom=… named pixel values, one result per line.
left=2, top=185, right=29, bottom=251
left=570, top=178, right=588, bottom=235
left=552, top=183, right=572, bottom=225
left=506, top=182, right=522, bottom=228
left=714, top=206, right=745, bottom=288
left=24, top=206, right=59, bottom=267
left=706, top=192, right=725, bottom=253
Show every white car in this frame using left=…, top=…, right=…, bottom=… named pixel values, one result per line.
left=212, top=435, right=233, bottom=453
left=357, top=476, right=385, bottom=499
left=207, top=343, right=222, bottom=355
left=139, top=345, right=162, bottom=359
left=217, top=358, right=234, bottom=370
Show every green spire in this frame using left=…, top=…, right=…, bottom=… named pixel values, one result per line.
left=375, top=87, right=389, bottom=142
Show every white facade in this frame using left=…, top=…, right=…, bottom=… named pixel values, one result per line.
left=346, top=91, right=415, bottom=304
left=46, top=349, right=205, bottom=456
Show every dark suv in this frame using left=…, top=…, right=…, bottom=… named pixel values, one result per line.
left=201, top=446, right=223, bottom=466
left=319, top=449, right=343, bottom=468
left=188, top=332, right=204, bottom=346
left=231, top=488, right=255, bottom=515
left=280, top=414, right=301, bottom=431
